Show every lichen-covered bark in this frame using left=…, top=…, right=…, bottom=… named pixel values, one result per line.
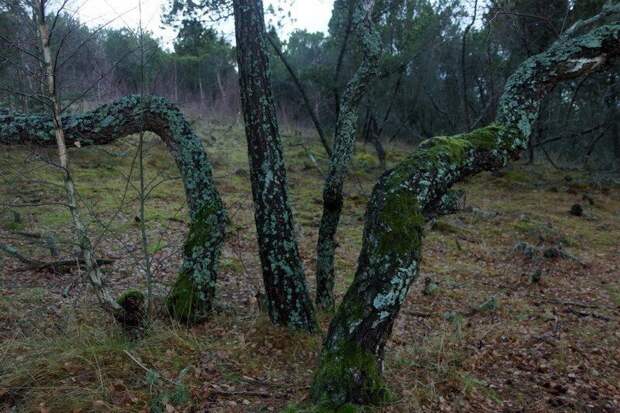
left=424, top=189, right=465, bottom=218
left=315, top=0, right=381, bottom=311
left=233, top=0, right=316, bottom=331
left=0, top=95, right=227, bottom=323
left=311, top=23, right=620, bottom=408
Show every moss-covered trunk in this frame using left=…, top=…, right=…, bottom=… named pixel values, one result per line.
left=0, top=95, right=227, bottom=323
left=315, top=0, right=381, bottom=310
left=233, top=0, right=316, bottom=331
left=311, top=23, right=620, bottom=408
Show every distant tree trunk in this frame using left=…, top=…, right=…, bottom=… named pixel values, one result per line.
left=376, top=66, right=404, bottom=140
left=614, top=122, right=620, bottom=169
left=174, top=60, right=179, bottom=102
left=368, top=113, right=386, bottom=169
left=198, top=76, right=205, bottom=108
left=266, top=33, right=332, bottom=157
left=233, top=0, right=316, bottom=331
left=608, top=75, right=620, bottom=169
left=311, top=22, right=620, bottom=408
left=216, top=71, right=227, bottom=106
left=0, top=96, right=228, bottom=323
left=362, top=109, right=386, bottom=169
left=460, top=0, right=478, bottom=131
left=315, top=0, right=380, bottom=311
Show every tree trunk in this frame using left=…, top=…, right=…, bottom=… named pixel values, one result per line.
left=0, top=95, right=228, bottom=323
left=368, top=113, right=386, bottom=169
left=311, top=22, right=620, bottom=408
left=174, top=60, right=179, bottom=102
left=198, top=76, right=205, bottom=108
left=315, top=0, right=380, bottom=310
left=331, top=0, right=356, bottom=120
left=460, top=0, right=478, bottom=131
left=608, top=75, right=620, bottom=169
left=35, top=1, right=122, bottom=318
left=233, top=0, right=316, bottom=332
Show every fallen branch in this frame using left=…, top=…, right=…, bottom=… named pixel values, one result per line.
left=564, top=307, right=611, bottom=322
left=124, top=350, right=178, bottom=385
left=546, top=299, right=613, bottom=310
left=208, top=385, right=287, bottom=399
left=1, top=241, right=113, bottom=272
left=26, top=257, right=114, bottom=272
left=0, top=242, right=37, bottom=265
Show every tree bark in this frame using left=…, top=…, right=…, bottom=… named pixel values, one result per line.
left=233, top=0, right=316, bottom=331
left=35, top=1, right=122, bottom=318
left=331, top=0, right=356, bottom=119
left=0, top=95, right=228, bottom=323
left=368, top=113, right=386, bottom=169
left=311, top=22, right=620, bottom=407
left=315, top=0, right=380, bottom=311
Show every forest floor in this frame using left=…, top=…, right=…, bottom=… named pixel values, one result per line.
left=1, top=121, right=619, bottom=413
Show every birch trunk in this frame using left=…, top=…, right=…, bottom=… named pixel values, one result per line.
left=36, top=1, right=122, bottom=316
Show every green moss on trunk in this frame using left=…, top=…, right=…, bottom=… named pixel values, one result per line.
left=311, top=341, right=389, bottom=407
left=166, top=270, right=204, bottom=323
left=311, top=22, right=620, bottom=409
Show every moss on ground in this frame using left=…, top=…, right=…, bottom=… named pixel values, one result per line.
left=1, top=122, right=619, bottom=412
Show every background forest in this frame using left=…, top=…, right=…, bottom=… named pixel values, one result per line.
left=1, top=0, right=618, bottom=169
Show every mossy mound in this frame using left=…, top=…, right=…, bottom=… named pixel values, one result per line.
left=114, top=289, right=146, bottom=336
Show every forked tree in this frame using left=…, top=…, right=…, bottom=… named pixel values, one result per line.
left=309, top=17, right=620, bottom=407
left=315, top=0, right=382, bottom=310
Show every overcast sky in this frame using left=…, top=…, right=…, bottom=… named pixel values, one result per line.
left=73, top=0, right=334, bottom=48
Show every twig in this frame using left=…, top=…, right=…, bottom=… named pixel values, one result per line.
left=406, top=310, right=433, bottom=318
left=1, top=243, right=115, bottom=273
left=547, top=299, right=612, bottom=310
left=209, top=386, right=287, bottom=399
left=564, top=307, right=611, bottom=322
left=123, top=350, right=177, bottom=385
left=26, top=258, right=114, bottom=272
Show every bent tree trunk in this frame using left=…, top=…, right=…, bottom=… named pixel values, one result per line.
left=311, top=23, right=620, bottom=407
left=0, top=95, right=227, bottom=323
left=315, top=0, right=381, bottom=310
left=233, top=0, right=316, bottom=331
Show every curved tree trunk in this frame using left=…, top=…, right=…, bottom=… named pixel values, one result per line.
left=0, top=95, right=228, bottom=323
left=315, top=0, right=381, bottom=311
left=233, top=0, right=317, bottom=332
left=311, top=23, right=620, bottom=407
